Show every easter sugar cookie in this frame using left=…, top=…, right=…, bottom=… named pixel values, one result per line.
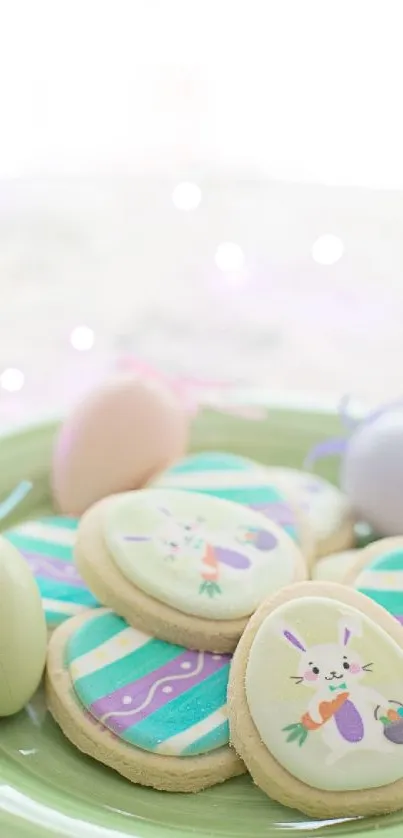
left=153, top=452, right=314, bottom=563
left=4, top=516, right=99, bottom=631
left=346, top=537, right=403, bottom=624
left=228, top=580, right=403, bottom=818
left=312, top=549, right=361, bottom=583
left=46, top=608, right=244, bottom=792
left=75, top=488, right=307, bottom=652
left=266, top=466, right=355, bottom=559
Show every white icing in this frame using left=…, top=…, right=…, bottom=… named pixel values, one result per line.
left=103, top=489, right=303, bottom=620
left=246, top=597, right=403, bottom=791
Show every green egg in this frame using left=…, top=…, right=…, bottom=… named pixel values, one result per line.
left=0, top=536, right=47, bottom=716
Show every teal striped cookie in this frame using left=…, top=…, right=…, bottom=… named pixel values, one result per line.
left=4, top=516, right=99, bottom=628
left=46, top=609, right=244, bottom=791
left=152, top=452, right=312, bottom=556
left=350, top=538, right=403, bottom=624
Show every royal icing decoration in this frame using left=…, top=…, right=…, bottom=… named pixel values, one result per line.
left=68, top=609, right=230, bottom=756
left=5, top=516, right=99, bottom=626
left=104, top=489, right=302, bottom=620
left=354, top=548, right=403, bottom=623
left=267, top=467, right=351, bottom=543
left=153, top=452, right=300, bottom=542
left=245, top=597, right=403, bottom=791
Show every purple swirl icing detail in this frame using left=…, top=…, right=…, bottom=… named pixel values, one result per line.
left=23, top=551, right=85, bottom=587
left=91, top=650, right=230, bottom=735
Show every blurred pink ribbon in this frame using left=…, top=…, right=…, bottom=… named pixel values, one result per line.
left=116, top=355, right=267, bottom=420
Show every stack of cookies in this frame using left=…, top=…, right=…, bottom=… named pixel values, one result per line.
left=6, top=441, right=403, bottom=820
left=42, top=451, right=311, bottom=793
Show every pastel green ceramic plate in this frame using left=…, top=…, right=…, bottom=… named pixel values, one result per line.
left=0, top=409, right=399, bottom=838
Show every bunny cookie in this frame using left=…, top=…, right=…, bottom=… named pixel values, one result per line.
left=228, top=581, right=403, bottom=818
left=75, top=489, right=306, bottom=652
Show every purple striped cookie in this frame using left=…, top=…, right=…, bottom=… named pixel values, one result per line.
left=46, top=608, right=244, bottom=791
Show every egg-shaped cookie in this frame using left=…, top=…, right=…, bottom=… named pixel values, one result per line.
left=4, top=515, right=99, bottom=632
left=46, top=608, right=244, bottom=791
left=228, top=581, right=403, bottom=818
left=75, top=488, right=307, bottom=652
left=346, top=537, right=403, bottom=624
left=152, top=452, right=314, bottom=563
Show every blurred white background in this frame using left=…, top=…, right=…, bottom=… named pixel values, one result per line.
left=1, top=0, right=403, bottom=426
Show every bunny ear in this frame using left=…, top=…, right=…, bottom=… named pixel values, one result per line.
left=338, top=613, right=362, bottom=646
left=273, top=622, right=307, bottom=653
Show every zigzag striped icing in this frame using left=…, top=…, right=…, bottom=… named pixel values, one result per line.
left=153, top=452, right=299, bottom=542
left=354, top=548, right=403, bottom=623
left=4, top=516, right=99, bottom=627
left=68, top=609, right=230, bottom=756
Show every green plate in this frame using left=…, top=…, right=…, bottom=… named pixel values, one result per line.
left=0, top=409, right=400, bottom=838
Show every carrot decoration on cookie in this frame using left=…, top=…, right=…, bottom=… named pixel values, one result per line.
left=199, top=543, right=221, bottom=597
left=199, top=544, right=252, bottom=597
left=283, top=692, right=349, bottom=746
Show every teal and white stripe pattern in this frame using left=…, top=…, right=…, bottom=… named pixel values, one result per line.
left=153, top=452, right=299, bottom=541
left=354, top=548, right=403, bottom=624
left=68, top=609, right=231, bottom=757
left=4, top=516, right=99, bottom=627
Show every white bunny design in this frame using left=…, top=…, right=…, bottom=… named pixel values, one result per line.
left=281, top=615, right=395, bottom=764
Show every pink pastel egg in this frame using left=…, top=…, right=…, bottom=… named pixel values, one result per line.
left=52, top=375, right=189, bottom=515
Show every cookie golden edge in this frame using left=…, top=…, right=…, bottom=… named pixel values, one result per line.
left=227, top=580, right=403, bottom=818
left=46, top=610, right=245, bottom=793
left=74, top=498, right=308, bottom=654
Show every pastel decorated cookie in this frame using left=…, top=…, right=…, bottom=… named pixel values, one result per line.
left=75, top=488, right=307, bottom=652
left=346, top=537, right=403, bottom=624
left=312, top=549, right=362, bottom=583
left=266, top=466, right=355, bottom=559
left=4, top=516, right=99, bottom=630
left=228, top=581, right=403, bottom=818
left=153, top=452, right=314, bottom=562
left=46, top=608, right=244, bottom=792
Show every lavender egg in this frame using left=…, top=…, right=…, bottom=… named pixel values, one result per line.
left=341, top=409, right=403, bottom=536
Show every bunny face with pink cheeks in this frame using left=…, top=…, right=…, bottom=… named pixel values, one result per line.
left=282, top=615, right=394, bottom=763
left=287, top=621, right=367, bottom=692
